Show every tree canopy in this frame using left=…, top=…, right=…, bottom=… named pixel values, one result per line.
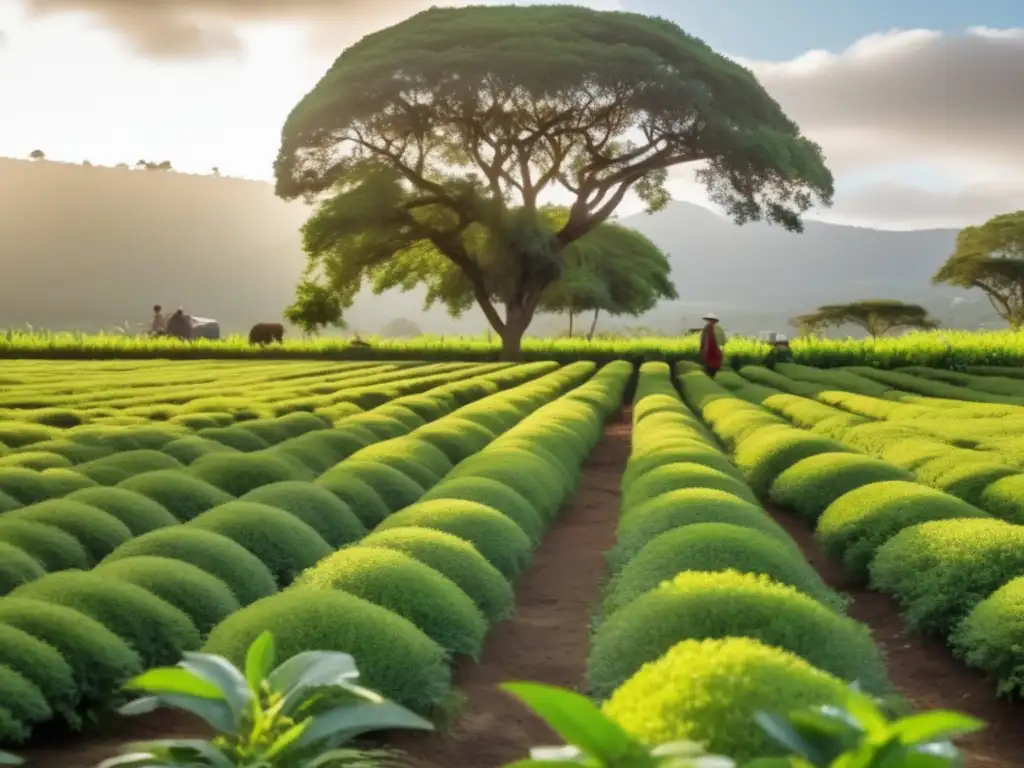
left=539, top=221, right=677, bottom=338
left=284, top=279, right=348, bottom=336
left=274, top=5, right=833, bottom=358
left=793, top=300, right=938, bottom=339
left=932, top=210, right=1024, bottom=328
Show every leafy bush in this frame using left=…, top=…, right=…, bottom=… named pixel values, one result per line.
left=416, top=417, right=496, bottom=463
left=376, top=498, right=533, bottom=581
left=0, top=597, right=141, bottom=708
left=0, top=468, right=61, bottom=505
left=5, top=499, right=133, bottom=564
left=40, top=468, right=100, bottom=495
left=622, top=463, right=759, bottom=513
left=734, top=429, right=853, bottom=497
left=362, top=526, right=514, bottom=624
left=602, top=637, right=849, bottom=761
left=816, top=481, right=989, bottom=585
left=343, top=413, right=408, bottom=441
left=187, top=502, right=332, bottom=587
left=448, top=448, right=569, bottom=521
left=602, top=523, right=845, bottom=618
left=160, top=436, right=239, bottom=465
left=348, top=437, right=453, bottom=489
left=609, top=488, right=797, bottom=573
left=0, top=519, right=90, bottom=571
left=951, top=575, right=1024, bottom=697
left=296, top=546, right=487, bottom=658
left=622, top=447, right=742, bottom=492
left=769, top=453, right=915, bottom=524
left=587, top=569, right=888, bottom=701
left=118, top=470, right=234, bottom=521
left=421, top=476, right=544, bottom=544
left=202, top=588, right=451, bottom=714
left=65, top=487, right=179, bottom=535
left=0, top=543, right=44, bottom=596
left=0, top=623, right=78, bottom=728
left=979, top=474, right=1024, bottom=525
left=240, top=481, right=367, bottom=547
left=870, top=518, right=1024, bottom=636
left=314, top=471, right=390, bottom=528
left=0, top=422, right=58, bottom=449
left=0, top=450, right=72, bottom=470
left=196, top=426, right=269, bottom=452
left=914, top=454, right=1018, bottom=509
left=0, top=490, right=20, bottom=513
left=12, top=571, right=201, bottom=666
left=321, top=460, right=425, bottom=514
left=95, top=555, right=240, bottom=635
left=74, top=450, right=185, bottom=486
left=101, top=527, right=277, bottom=606
left=0, top=663, right=51, bottom=744
left=188, top=453, right=312, bottom=496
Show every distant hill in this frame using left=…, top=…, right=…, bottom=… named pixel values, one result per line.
left=0, top=158, right=1001, bottom=337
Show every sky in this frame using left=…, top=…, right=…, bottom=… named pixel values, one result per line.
left=0, top=0, right=1021, bottom=231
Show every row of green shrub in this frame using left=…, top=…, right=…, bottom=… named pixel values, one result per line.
left=690, top=366, right=1024, bottom=701
left=0, top=361, right=617, bottom=744
left=581, top=362, right=890, bottom=762
left=198, top=361, right=632, bottom=718
left=733, top=366, right=1024, bottom=525
left=0, top=362, right=563, bottom=595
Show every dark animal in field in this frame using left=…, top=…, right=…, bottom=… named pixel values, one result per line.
left=249, top=322, right=284, bottom=346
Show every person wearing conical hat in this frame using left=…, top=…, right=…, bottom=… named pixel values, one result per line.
left=763, top=334, right=794, bottom=370
left=698, top=312, right=728, bottom=378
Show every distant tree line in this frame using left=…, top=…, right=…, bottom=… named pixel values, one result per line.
left=26, top=149, right=220, bottom=177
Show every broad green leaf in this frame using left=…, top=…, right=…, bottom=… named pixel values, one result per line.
left=245, top=631, right=276, bottom=697
left=118, top=696, right=161, bottom=717
left=841, top=690, right=888, bottom=735
left=141, top=693, right=235, bottom=734
left=502, top=682, right=639, bottom=762
left=268, top=651, right=358, bottom=696
left=179, top=653, right=253, bottom=727
left=279, top=655, right=364, bottom=716
left=753, top=713, right=829, bottom=766
left=123, top=668, right=224, bottom=700
left=297, top=700, right=434, bottom=748
left=0, top=752, right=22, bottom=767
left=97, top=756, right=171, bottom=768
left=889, top=711, right=986, bottom=744
left=128, top=740, right=235, bottom=768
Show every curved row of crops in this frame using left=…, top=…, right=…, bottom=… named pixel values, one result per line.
left=580, top=363, right=891, bottom=762
left=0, top=359, right=624, bottom=745
left=677, top=363, right=1024, bottom=701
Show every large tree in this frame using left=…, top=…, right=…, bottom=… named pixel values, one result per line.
left=793, top=300, right=938, bottom=340
left=539, top=220, right=677, bottom=339
left=933, top=211, right=1024, bottom=328
left=274, top=5, right=833, bottom=359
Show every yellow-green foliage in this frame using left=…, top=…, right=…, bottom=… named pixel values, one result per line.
left=871, top=518, right=1024, bottom=636
left=602, top=637, right=849, bottom=761
left=5, top=499, right=133, bottom=564
left=240, top=481, right=367, bottom=548
left=951, top=575, right=1024, bottom=697
left=295, top=545, right=487, bottom=659
left=588, top=570, right=888, bottom=701
left=202, top=589, right=451, bottom=714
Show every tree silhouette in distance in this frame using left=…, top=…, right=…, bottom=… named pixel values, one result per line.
left=793, top=300, right=938, bottom=339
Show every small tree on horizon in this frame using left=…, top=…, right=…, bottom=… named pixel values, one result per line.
left=272, top=5, right=833, bottom=360
left=793, top=300, right=938, bottom=340
left=284, top=279, right=348, bottom=337
left=933, top=210, right=1024, bottom=328
left=28, top=149, right=45, bottom=161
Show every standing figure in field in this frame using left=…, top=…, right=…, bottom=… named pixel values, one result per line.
left=762, top=334, right=794, bottom=370
left=249, top=322, right=284, bottom=346
left=166, top=307, right=193, bottom=341
left=150, top=304, right=167, bottom=336
left=698, top=312, right=727, bottom=378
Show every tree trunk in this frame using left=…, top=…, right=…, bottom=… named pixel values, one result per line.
left=567, top=311, right=575, bottom=338
left=586, top=308, right=600, bottom=341
left=499, top=303, right=536, bottom=361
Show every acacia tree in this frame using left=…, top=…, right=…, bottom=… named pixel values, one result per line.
left=933, top=211, right=1024, bottom=328
left=539, top=221, right=677, bottom=339
left=274, top=5, right=833, bottom=359
left=793, top=300, right=938, bottom=340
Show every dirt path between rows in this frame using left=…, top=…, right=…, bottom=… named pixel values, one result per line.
left=396, top=410, right=631, bottom=768
left=766, top=505, right=1024, bottom=768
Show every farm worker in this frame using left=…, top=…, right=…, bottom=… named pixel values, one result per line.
left=763, top=335, right=794, bottom=370
left=699, top=312, right=727, bottom=378
left=150, top=304, right=166, bottom=336
left=166, top=308, right=193, bottom=341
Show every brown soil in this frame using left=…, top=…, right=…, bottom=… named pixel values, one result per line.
left=394, top=410, right=632, bottom=768
left=17, top=412, right=631, bottom=768
left=766, top=504, right=1024, bottom=768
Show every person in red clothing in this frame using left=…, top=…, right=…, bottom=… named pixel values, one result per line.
left=698, top=312, right=727, bottom=378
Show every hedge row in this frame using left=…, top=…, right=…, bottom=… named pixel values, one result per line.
left=0, top=362, right=623, bottom=743
left=200, top=361, right=631, bottom=716
left=697, top=367, right=1024, bottom=700
left=587, top=363, right=888, bottom=762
